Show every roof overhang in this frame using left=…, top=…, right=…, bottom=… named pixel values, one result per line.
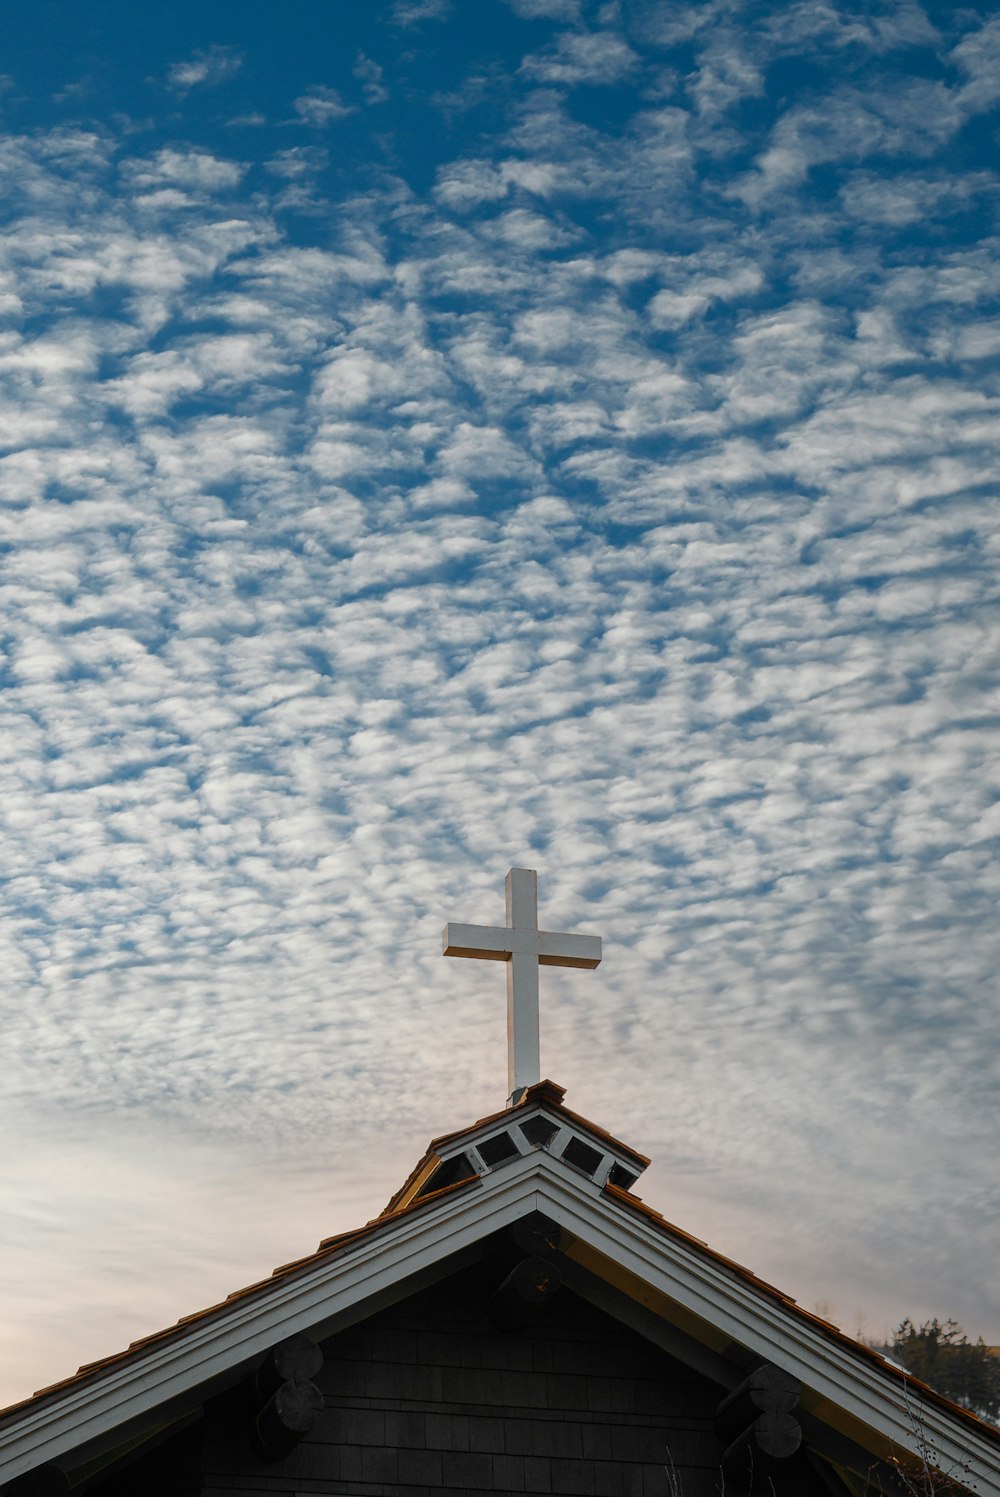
left=1, top=1140, right=997, bottom=1492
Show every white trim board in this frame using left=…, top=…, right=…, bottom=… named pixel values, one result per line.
left=1, top=1147, right=996, bottom=1492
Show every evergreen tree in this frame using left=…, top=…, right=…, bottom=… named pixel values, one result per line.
left=893, top=1319, right=1000, bottom=1423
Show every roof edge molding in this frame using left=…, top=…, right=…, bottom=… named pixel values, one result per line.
left=383, top=1079, right=650, bottom=1217
left=1, top=1088, right=997, bottom=1496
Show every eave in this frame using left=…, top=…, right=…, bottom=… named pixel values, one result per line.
left=1, top=1107, right=997, bottom=1494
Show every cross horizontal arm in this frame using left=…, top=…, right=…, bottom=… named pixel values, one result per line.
left=442, top=868, right=603, bottom=1103
left=442, top=923, right=512, bottom=961
left=538, top=931, right=602, bottom=969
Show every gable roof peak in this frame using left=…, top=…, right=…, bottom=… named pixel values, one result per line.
left=381, top=1079, right=651, bottom=1218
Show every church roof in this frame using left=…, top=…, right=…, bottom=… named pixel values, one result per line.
left=1, top=1081, right=998, bottom=1495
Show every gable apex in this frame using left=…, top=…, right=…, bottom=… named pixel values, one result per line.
left=1, top=1089, right=998, bottom=1497
left=382, top=1079, right=651, bottom=1217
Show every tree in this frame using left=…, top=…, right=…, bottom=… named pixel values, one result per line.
left=892, top=1319, right=1000, bottom=1424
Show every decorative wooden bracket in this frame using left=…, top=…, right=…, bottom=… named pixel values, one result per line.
left=485, top=1209, right=564, bottom=1331
left=252, top=1333, right=324, bottom=1461
left=509, top=1210, right=563, bottom=1259
left=714, top=1363, right=802, bottom=1490
left=487, top=1254, right=564, bottom=1332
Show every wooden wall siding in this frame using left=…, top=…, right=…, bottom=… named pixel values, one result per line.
left=199, top=1265, right=727, bottom=1497
left=83, top=1264, right=831, bottom=1496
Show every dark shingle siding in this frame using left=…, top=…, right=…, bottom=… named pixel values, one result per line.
left=86, top=1264, right=726, bottom=1496
left=295, top=1268, right=722, bottom=1495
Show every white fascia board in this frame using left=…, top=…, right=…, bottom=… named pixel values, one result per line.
left=0, top=1163, right=543, bottom=1483
left=2, top=1152, right=997, bottom=1492
left=435, top=1103, right=644, bottom=1181
left=526, top=1169, right=1000, bottom=1496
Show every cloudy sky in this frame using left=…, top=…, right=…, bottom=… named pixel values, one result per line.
left=2, top=0, right=999, bottom=1408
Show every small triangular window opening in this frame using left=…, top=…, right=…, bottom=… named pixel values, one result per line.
left=477, top=1131, right=520, bottom=1168
left=608, top=1163, right=638, bottom=1191
left=560, top=1136, right=604, bottom=1178
left=415, top=1153, right=476, bottom=1199
left=518, top=1115, right=559, bottom=1149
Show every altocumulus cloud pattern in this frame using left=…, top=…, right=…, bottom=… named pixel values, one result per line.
left=1, top=0, right=999, bottom=1402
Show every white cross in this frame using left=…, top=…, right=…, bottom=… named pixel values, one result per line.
left=443, top=868, right=602, bottom=1104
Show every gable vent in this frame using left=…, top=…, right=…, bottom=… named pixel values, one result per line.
left=608, top=1162, right=638, bottom=1191
left=519, top=1115, right=559, bottom=1149
left=477, top=1131, right=520, bottom=1168
left=560, top=1135, right=604, bottom=1177
left=415, top=1152, right=476, bottom=1199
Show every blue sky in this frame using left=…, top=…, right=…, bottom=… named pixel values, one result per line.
left=2, top=0, right=999, bottom=1405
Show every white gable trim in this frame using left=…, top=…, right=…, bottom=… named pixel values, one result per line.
left=532, top=1169, right=1000, bottom=1494
left=1, top=1150, right=996, bottom=1492
left=432, top=1096, right=647, bottom=1184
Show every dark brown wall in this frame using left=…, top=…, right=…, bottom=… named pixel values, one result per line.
left=219, top=1264, right=720, bottom=1497
left=85, top=1264, right=828, bottom=1497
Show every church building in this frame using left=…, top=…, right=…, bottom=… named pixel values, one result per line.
left=2, top=872, right=997, bottom=1497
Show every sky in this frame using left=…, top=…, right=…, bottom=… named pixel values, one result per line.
left=1, top=0, right=999, bottom=1410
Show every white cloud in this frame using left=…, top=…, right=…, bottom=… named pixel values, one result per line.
left=479, top=207, right=581, bottom=249
left=732, top=80, right=960, bottom=206
left=437, top=421, right=541, bottom=480
left=293, top=86, right=354, bottom=127
left=759, top=0, right=939, bottom=55
left=627, top=0, right=734, bottom=49
left=434, top=158, right=511, bottom=210
left=839, top=170, right=994, bottom=227
left=2, top=12, right=1000, bottom=1406
left=167, top=45, right=243, bottom=93
left=391, top=0, right=451, bottom=24
left=649, top=255, right=764, bottom=327
left=504, top=0, right=582, bottom=17
left=951, top=14, right=1000, bottom=116
left=521, top=29, right=640, bottom=85
left=122, top=148, right=246, bottom=196
left=264, top=145, right=329, bottom=179
left=353, top=53, right=389, bottom=106
left=689, top=35, right=764, bottom=117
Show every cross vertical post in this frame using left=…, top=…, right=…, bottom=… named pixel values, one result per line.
left=506, top=868, right=540, bottom=1102
left=442, top=867, right=602, bottom=1104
